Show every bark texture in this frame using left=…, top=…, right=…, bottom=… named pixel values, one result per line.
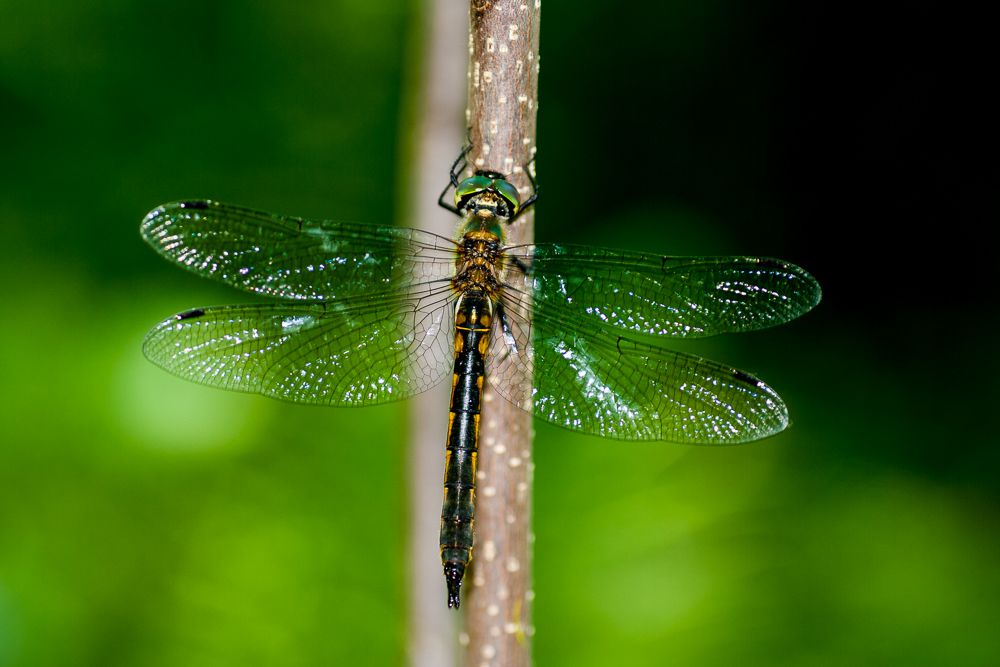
left=461, top=2, right=540, bottom=666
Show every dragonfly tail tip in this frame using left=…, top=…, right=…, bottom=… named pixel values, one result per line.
left=444, top=562, right=465, bottom=609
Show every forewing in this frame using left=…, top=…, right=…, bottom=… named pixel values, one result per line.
left=141, top=200, right=456, bottom=301
left=143, top=292, right=454, bottom=406
left=502, top=244, right=821, bottom=338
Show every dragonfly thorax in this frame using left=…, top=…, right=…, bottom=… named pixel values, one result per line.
left=457, top=231, right=502, bottom=265
left=452, top=231, right=504, bottom=301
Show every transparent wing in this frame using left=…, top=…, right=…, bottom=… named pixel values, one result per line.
left=141, top=200, right=457, bottom=301
left=502, top=243, right=821, bottom=338
left=487, top=242, right=813, bottom=443
left=488, top=294, right=788, bottom=443
left=142, top=289, right=455, bottom=407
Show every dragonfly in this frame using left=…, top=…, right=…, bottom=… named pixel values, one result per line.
left=140, top=151, right=821, bottom=608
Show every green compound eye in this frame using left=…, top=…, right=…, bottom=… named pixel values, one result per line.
left=454, top=175, right=494, bottom=205
left=492, top=178, right=521, bottom=215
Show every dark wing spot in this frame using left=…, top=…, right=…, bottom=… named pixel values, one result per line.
left=732, top=368, right=763, bottom=387
left=179, top=201, right=209, bottom=210
left=176, top=308, right=206, bottom=321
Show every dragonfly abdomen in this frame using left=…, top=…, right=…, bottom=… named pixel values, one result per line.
left=441, top=293, right=493, bottom=609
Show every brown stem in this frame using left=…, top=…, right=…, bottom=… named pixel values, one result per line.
left=461, top=2, right=540, bottom=666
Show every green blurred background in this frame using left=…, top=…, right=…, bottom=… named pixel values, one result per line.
left=1, top=1, right=996, bottom=665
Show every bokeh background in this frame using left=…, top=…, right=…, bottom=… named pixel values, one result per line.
left=1, top=1, right=996, bottom=665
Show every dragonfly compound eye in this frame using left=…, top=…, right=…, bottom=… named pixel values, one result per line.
left=491, top=178, right=521, bottom=217
left=454, top=174, right=494, bottom=209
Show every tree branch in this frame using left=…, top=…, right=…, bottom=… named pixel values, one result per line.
left=461, top=2, right=540, bottom=665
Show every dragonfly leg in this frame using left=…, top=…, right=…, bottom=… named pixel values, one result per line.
left=437, top=184, right=461, bottom=216
left=509, top=255, right=532, bottom=276
left=495, top=300, right=519, bottom=358
left=437, top=143, right=474, bottom=216
left=450, top=142, right=472, bottom=186
left=512, top=156, right=538, bottom=221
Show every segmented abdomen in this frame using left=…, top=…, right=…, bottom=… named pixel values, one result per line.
left=440, top=293, right=492, bottom=609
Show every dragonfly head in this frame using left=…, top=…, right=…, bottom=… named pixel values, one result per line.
left=455, top=171, right=521, bottom=223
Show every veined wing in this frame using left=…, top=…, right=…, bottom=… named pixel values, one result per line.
left=143, top=290, right=454, bottom=406
left=487, top=297, right=788, bottom=443
left=141, top=200, right=457, bottom=301
left=488, top=243, right=805, bottom=442
left=502, top=244, right=821, bottom=338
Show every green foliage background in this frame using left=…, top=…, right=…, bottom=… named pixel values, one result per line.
left=1, top=1, right=996, bottom=665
